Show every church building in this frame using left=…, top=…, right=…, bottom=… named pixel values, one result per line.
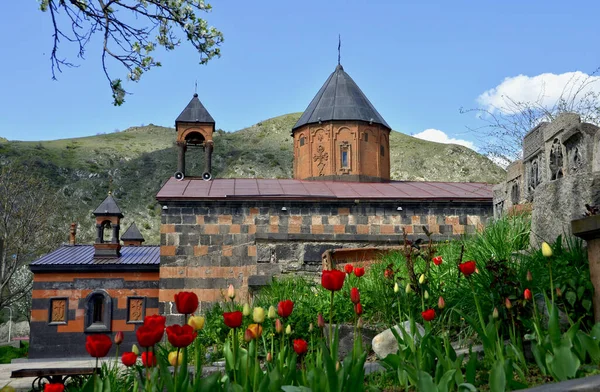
left=28, top=62, right=493, bottom=358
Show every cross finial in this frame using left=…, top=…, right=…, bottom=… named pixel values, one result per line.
left=338, top=34, right=341, bottom=65
left=108, top=177, right=113, bottom=196
left=194, top=80, right=198, bottom=94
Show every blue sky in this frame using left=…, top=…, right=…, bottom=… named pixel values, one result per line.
left=1, top=1, right=599, bottom=150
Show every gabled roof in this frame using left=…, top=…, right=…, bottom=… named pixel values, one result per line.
left=175, top=93, right=215, bottom=124
left=156, top=178, right=493, bottom=201
left=121, top=222, right=145, bottom=242
left=93, top=194, right=124, bottom=217
left=29, top=245, right=159, bottom=272
left=293, top=64, right=390, bottom=131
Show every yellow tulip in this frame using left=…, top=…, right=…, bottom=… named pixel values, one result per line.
left=243, top=303, right=251, bottom=316
left=227, top=284, right=236, bottom=300
left=419, top=274, right=426, bottom=284
left=424, top=290, right=429, bottom=300
left=253, top=307, right=265, bottom=323
left=393, top=282, right=399, bottom=293
left=267, top=306, right=277, bottom=319
left=405, top=283, right=412, bottom=294
left=131, top=344, right=140, bottom=355
left=492, top=307, right=499, bottom=319
left=168, top=351, right=183, bottom=366
left=285, top=324, right=292, bottom=335
left=188, top=315, right=205, bottom=331
left=541, top=242, right=553, bottom=258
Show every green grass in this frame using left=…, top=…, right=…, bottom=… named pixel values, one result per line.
left=0, top=342, right=28, bottom=364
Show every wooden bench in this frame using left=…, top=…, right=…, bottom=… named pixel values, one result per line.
left=11, top=367, right=97, bottom=391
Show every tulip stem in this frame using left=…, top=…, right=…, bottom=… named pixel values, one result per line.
left=329, top=290, right=334, bottom=348
left=469, top=279, right=487, bottom=336
left=253, top=339, right=259, bottom=391
left=548, top=262, right=555, bottom=304
left=174, top=347, right=180, bottom=392
left=232, top=329, right=238, bottom=384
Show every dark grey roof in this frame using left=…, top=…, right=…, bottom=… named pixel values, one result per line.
left=30, top=245, right=159, bottom=266
left=175, top=93, right=215, bottom=124
left=293, top=64, right=390, bottom=131
left=121, top=222, right=145, bottom=242
left=93, top=194, right=123, bottom=217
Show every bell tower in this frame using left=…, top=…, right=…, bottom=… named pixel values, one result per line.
left=93, top=192, right=123, bottom=258
left=174, top=93, right=216, bottom=181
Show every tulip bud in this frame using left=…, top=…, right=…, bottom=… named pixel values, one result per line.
left=266, top=352, right=273, bottom=362
left=285, top=324, right=292, bottom=335
left=419, top=274, right=425, bottom=284
left=541, top=242, right=553, bottom=258
left=336, top=361, right=341, bottom=371
left=168, top=351, right=183, bottom=366
left=275, top=318, right=283, bottom=334
left=188, top=315, right=205, bottom=331
left=405, top=283, right=412, bottom=294
left=394, top=282, right=399, bottom=293
left=317, top=314, right=325, bottom=329
left=243, top=303, right=251, bottom=316
left=244, top=328, right=254, bottom=342
left=424, top=290, right=429, bottom=300
left=357, top=317, right=363, bottom=329
left=228, top=284, right=236, bottom=300
left=132, top=344, right=140, bottom=355
left=114, top=331, right=124, bottom=345
left=492, top=307, right=499, bottom=319
left=524, top=288, right=532, bottom=301
left=437, top=296, right=445, bottom=310
left=526, top=270, right=533, bottom=282
left=253, top=307, right=265, bottom=323
left=309, top=323, right=314, bottom=333
left=268, top=306, right=277, bottom=319
left=505, top=298, right=512, bottom=310
left=556, top=287, right=562, bottom=297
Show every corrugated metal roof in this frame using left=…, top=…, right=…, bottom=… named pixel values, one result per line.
left=175, top=93, right=215, bottom=124
left=30, top=245, right=159, bottom=266
left=293, top=64, right=390, bottom=131
left=156, top=178, right=493, bottom=201
left=121, top=222, right=145, bottom=241
left=93, top=194, right=123, bottom=217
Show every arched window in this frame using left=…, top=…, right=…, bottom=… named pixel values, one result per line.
left=84, top=290, right=112, bottom=332
left=299, top=136, right=305, bottom=147
left=380, top=145, right=385, bottom=156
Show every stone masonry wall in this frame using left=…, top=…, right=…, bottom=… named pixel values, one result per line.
left=159, top=200, right=492, bottom=313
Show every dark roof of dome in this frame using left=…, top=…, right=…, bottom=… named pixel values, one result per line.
left=293, top=64, right=390, bottom=131
left=175, top=93, right=215, bottom=124
left=121, top=222, right=145, bottom=242
left=93, top=194, right=123, bottom=217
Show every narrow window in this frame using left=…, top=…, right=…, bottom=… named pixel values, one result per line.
left=85, top=290, right=112, bottom=332
left=380, top=145, right=385, bottom=156
left=299, top=137, right=305, bottom=147
left=92, top=296, right=104, bottom=323
left=364, top=133, right=368, bottom=142
left=341, top=150, right=349, bottom=168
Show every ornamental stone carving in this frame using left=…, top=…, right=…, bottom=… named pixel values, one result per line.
left=50, top=298, right=66, bottom=323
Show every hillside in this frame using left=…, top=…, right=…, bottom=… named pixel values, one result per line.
left=0, top=113, right=505, bottom=243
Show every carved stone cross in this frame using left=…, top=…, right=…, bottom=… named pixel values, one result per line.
left=313, top=145, right=329, bottom=176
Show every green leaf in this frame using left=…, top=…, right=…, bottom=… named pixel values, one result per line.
left=565, top=291, right=577, bottom=307
left=416, top=370, right=437, bottom=392
left=547, top=344, right=580, bottom=381
left=281, top=387, right=312, bottom=392
left=577, top=286, right=585, bottom=300
left=437, top=370, right=457, bottom=392
left=465, top=349, right=478, bottom=384
left=489, top=360, right=506, bottom=392
left=458, top=383, right=477, bottom=392
left=582, top=299, right=592, bottom=312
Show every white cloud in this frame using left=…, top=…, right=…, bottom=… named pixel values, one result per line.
left=477, top=71, right=600, bottom=115
left=412, top=128, right=475, bottom=150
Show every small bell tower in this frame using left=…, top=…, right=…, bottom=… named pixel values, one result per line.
left=174, top=93, right=216, bottom=181
left=93, top=192, right=124, bottom=258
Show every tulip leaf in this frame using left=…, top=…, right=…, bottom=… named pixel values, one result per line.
left=416, top=370, right=437, bottom=392
left=458, top=383, right=477, bottom=392
left=548, top=343, right=580, bottom=381
left=489, top=360, right=506, bottom=392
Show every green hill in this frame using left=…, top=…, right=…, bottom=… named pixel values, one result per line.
left=0, top=113, right=505, bottom=243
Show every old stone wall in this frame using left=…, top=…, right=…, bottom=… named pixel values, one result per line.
left=493, top=113, right=600, bottom=245
left=29, top=271, right=159, bottom=358
left=159, top=200, right=492, bottom=312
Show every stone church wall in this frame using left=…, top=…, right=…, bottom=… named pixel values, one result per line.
left=158, top=200, right=492, bottom=313
left=493, top=113, right=600, bottom=245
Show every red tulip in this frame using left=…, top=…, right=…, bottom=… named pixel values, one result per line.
left=223, top=311, right=243, bottom=328
left=458, top=261, right=476, bottom=277
left=121, top=352, right=138, bottom=367
left=44, top=384, right=65, bottom=392
left=141, top=351, right=156, bottom=367
left=293, top=339, right=308, bottom=355
left=166, top=324, right=197, bottom=348
left=144, top=314, right=166, bottom=328
left=384, top=268, right=394, bottom=279
left=277, top=300, right=294, bottom=318
left=317, top=314, right=325, bottom=329
left=85, top=334, right=112, bottom=358
left=174, top=291, right=199, bottom=315
left=344, top=264, right=353, bottom=274
left=114, top=331, right=124, bottom=345
left=524, top=289, right=532, bottom=301
left=433, top=256, right=443, bottom=266
left=350, top=287, right=360, bottom=304
left=354, top=267, right=365, bottom=278
left=321, top=269, right=346, bottom=291
left=421, top=309, right=435, bottom=322
left=354, top=303, right=363, bottom=315
left=136, top=317, right=165, bottom=347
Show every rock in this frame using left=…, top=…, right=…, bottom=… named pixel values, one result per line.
left=372, top=322, right=425, bottom=359
left=323, top=324, right=378, bottom=359
left=0, top=321, right=29, bottom=343
left=535, top=296, right=570, bottom=329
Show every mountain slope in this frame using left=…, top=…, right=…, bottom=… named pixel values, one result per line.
left=0, top=113, right=505, bottom=243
